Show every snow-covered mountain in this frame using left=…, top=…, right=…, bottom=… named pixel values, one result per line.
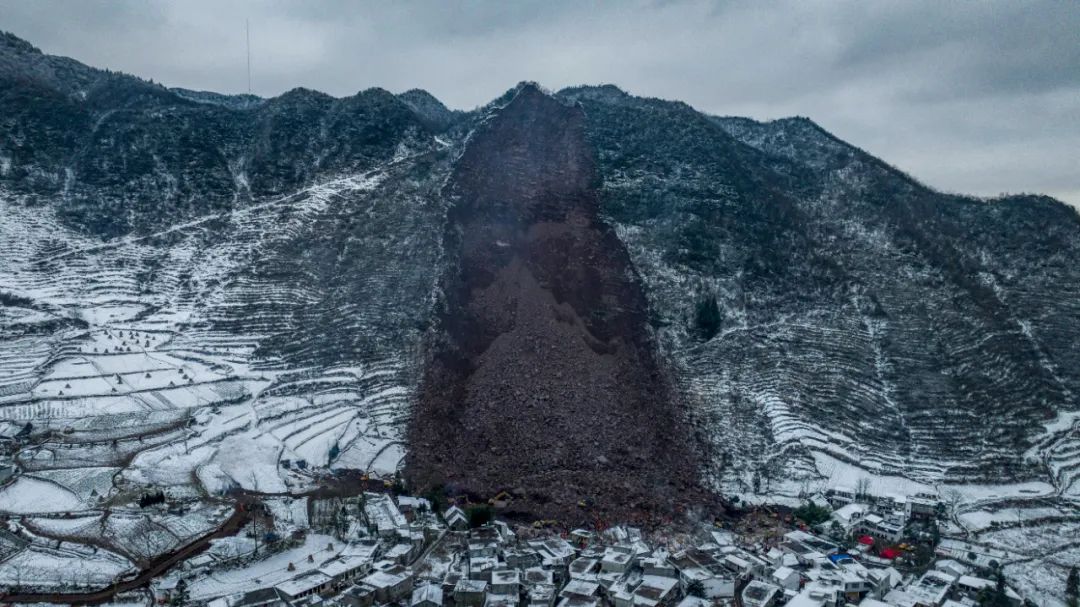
left=558, top=85, right=1080, bottom=503
left=2, top=30, right=1080, bottom=545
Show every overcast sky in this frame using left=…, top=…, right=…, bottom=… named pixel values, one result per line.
left=3, top=0, right=1078, bottom=206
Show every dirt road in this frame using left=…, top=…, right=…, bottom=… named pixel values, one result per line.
left=1, top=502, right=251, bottom=605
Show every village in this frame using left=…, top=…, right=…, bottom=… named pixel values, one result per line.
left=41, top=483, right=1024, bottom=607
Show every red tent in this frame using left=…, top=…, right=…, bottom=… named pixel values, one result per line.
left=857, top=535, right=874, bottom=546
left=880, top=547, right=901, bottom=560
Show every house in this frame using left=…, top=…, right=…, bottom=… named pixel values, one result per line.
left=488, top=570, right=522, bottom=605
left=610, top=580, right=637, bottom=607
left=454, top=579, right=488, bottom=607
left=570, top=529, right=594, bottom=546
left=722, top=552, right=767, bottom=579
left=785, top=578, right=845, bottom=607
left=528, top=538, right=577, bottom=567
left=866, top=567, right=902, bottom=599
left=678, top=567, right=735, bottom=599
left=830, top=560, right=874, bottom=603
left=505, top=548, right=542, bottom=570
left=956, top=576, right=1022, bottom=605
left=527, top=583, right=557, bottom=607
left=828, top=486, right=856, bottom=506
left=411, top=584, right=444, bottom=607
left=934, top=560, right=969, bottom=579
left=710, top=529, right=736, bottom=546
left=640, top=556, right=677, bottom=579
left=854, top=513, right=904, bottom=543
left=631, top=575, right=679, bottom=607
left=469, top=555, right=498, bottom=581
left=742, top=581, right=781, bottom=607
left=445, top=506, right=469, bottom=531
left=907, top=493, right=940, bottom=519
left=340, top=585, right=376, bottom=607
left=491, top=569, right=522, bottom=596
left=385, top=542, right=415, bottom=564
left=524, top=568, right=554, bottom=587
left=207, top=587, right=287, bottom=607
left=601, top=549, right=634, bottom=575
left=884, top=570, right=955, bottom=607
left=318, top=555, right=374, bottom=588
left=560, top=579, right=600, bottom=600
left=275, top=572, right=333, bottom=602
left=781, top=531, right=838, bottom=566
left=831, top=504, right=867, bottom=533
left=364, top=493, right=408, bottom=538
left=487, top=594, right=520, bottom=607
left=569, top=557, right=601, bottom=581
left=398, top=496, right=432, bottom=518
left=359, top=568, right=413, bottom=604
left=772, top=566, right=800, bottom=591
left=556, top=597, right=599, bottom=607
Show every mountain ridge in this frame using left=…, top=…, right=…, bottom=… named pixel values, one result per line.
left=1, top=30, right=1079, bottom=519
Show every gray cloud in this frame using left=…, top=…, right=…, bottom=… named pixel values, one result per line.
left=1, top=0, right=1077, bottom=206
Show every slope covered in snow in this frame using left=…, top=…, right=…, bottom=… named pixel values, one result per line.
left=2, top=31, right=1080, bottom=596
left=558, top=85, right=1080, bottom=504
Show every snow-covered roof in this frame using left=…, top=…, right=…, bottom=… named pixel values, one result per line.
left=318, top=554, right=372, bottom=578
left=491, top=569, right=521, bottom=585
left=772, top=566, right=797, bottom=580
left=454, top=579, right=488, bottom=593
left=398, top=496, right=432, bottom=510
left=561, top=579, right=600, bottom=597
left=275, top=572, right=332, bottom=597
left=675, top=597, right=711, bottom=607
left=832, top=503, right=866, bottom=524
left=362, top=569, right=408, bottom=589
left=411, top=584, right=443, bottom=605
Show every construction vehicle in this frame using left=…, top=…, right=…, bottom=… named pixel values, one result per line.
left=489, top=491, right=513, bottom=509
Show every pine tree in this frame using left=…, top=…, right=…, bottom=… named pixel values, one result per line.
left=694, top=294, right=722, bottom=340
left=686, top=579, right=706, bottom=598
left=171, top=578, right=189, bottom=606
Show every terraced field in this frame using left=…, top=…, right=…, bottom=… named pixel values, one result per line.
left=0, top=139, right=451, bottom=588
left=562, top=87, right=1080, bottom=509
left=1, top=40, right=1079, bottom=595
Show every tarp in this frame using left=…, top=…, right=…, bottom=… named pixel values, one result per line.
left=858, top=535, right=875, bottom=545
left=880, top=547, right=901, bottom=559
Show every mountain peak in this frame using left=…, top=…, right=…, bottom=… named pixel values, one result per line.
left=397, top=88, right=456, bottom=131
left=0, top=30, right=40, bottom=55
left=557, top=83, right=629, bottom=102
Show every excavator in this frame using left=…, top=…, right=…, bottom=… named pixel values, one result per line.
left=488, top=491, right=513, bottom=508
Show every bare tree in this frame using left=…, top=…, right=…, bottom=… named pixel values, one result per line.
left=855, top=477, right=872, bottom=501
left=943, top=488, right=963, bottom=519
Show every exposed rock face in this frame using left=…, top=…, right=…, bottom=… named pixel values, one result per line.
left=406, top=86, right=703, bottom=524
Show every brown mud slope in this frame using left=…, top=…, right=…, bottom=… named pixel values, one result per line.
left=407, top=85, right=706, bottom=526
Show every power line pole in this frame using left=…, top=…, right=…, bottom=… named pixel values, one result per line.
left=246, top=18, right=251, bottom=94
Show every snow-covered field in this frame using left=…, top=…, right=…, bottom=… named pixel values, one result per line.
left=0, top=531, right=136, bottom=590
left=0, top=149, right=447, bottom=590
left=0, top=477, right=86, bottom=514
left=165, top=533, right=344, bottom=601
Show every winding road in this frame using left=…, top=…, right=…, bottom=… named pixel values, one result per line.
left=0, top=502, right=250, bottom=605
